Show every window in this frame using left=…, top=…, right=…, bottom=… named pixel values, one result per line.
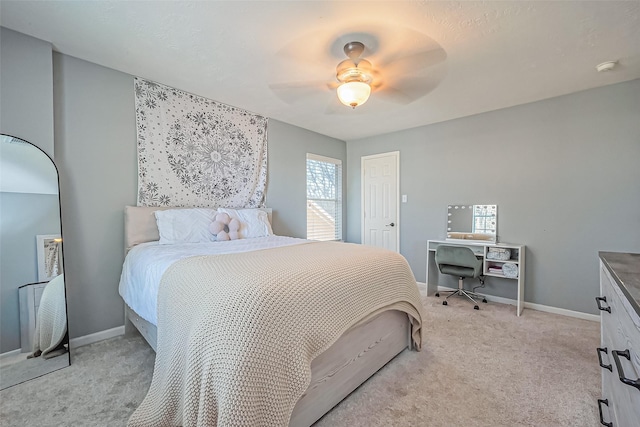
left=306, top=154, right=342, bottom=241
left=472, top=205, right=497, bottom=234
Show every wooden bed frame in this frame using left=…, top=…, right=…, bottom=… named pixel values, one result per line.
left=122, top=206, right=413, bottom=427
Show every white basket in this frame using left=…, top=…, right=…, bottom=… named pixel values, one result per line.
left=502, top=262, right=518, bottom=278
left=487, top=248, right=511, bottom=260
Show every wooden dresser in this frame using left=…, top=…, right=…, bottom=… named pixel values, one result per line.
left=597, top=252, right=640, bottom=427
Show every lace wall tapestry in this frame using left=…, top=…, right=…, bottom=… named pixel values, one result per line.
left=134, top=78, right=268, bottom=208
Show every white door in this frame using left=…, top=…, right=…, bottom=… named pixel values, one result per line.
left=361, top=152, right=399, bottom=252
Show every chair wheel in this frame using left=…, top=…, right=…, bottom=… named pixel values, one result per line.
left=474, top=305, right=479, bottom=310
left=442, top=301, right=448, bottom=306
left=435, top=292, right=440, bottom=297
left=482, top=299, right=487, bottom=303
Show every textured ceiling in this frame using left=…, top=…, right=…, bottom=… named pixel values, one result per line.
left=1, top=1, right=639, bottom=141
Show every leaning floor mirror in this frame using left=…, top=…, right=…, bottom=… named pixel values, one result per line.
left=0, top=134, right=70, bottom=389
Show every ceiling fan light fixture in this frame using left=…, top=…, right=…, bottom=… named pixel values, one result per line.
left=336, top=59, right=373, bottom=82
left=337, top=81, right=371, bottom=109
left=334, top=42, right=375, bottom=108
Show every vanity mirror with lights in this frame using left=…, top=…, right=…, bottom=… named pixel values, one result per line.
left=447, top=204, right=497, bottom=242
left=427, top=204, right=526, bottom=316
left=0, top=134, right=70, bottom=389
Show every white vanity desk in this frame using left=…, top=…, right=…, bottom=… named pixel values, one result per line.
left=426, top=239, right=526, bottom=316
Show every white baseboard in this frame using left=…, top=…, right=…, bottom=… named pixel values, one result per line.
left=69, top=325, right=125, bottom=349
left=2, top=325, right=126, bottom=357
left=417, top=282, right=600, bottom=322
left=0, top=348, right=23, bottom=360
left=520, top=300, right=600, bottom=322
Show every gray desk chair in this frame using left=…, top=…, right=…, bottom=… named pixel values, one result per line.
left=434, top=245, right=487, bottom=310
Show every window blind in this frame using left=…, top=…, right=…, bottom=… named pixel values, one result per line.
left=306, top=154, right=342, bottom=241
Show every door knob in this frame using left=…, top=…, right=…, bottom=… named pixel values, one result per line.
left=386, top=222, right=395, bottom=227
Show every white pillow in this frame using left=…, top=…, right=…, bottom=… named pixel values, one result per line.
left=216, top=208, right=273, bottom=239
left=154, top=208, right=217, bottom=244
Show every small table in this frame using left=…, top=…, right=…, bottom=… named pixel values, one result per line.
left=426, top=240, right=526, bottom=316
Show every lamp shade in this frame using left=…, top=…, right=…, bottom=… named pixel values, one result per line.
left=337, top=81, right=371, bottom=108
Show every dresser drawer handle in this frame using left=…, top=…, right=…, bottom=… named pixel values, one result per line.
left=597, top=347, right=613, bottom=372
left=595, top=296, right=611, bottom=313
left=612, top=349, right=640, bottom=391
left=597, top=399, right=613, bottom=427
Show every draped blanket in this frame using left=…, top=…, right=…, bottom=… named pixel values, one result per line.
left=128, top=242, right=424, bottom=426
left=31, top=274, right=67, bottom=359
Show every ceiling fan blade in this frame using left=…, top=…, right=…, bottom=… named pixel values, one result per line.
left=378, top=47, right=447, bottom=75
left=375, top=86, right=416, bottom=104
left=376, top=74, right=444, bottom=104
left=275, top=29, right=337, bottom=68
left=269, top=81, right=334, bottom=104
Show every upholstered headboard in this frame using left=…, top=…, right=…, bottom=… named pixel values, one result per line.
left=124, top=206, right=273, bottom=254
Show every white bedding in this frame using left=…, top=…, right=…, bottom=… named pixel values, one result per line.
left=118, top=235, right=308, bottom=325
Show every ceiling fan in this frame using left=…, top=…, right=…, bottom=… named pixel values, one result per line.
left=269, top=34, right=447, bottom=112
left=335, top=41, right=374, bottom=108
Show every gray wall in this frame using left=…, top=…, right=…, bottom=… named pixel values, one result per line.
left=0, top=28, right=54, bottom=157
left=52, top=53, right=346, bottom=339
left=346, top=79, right=640, bottom=315
left=0, top=193, right=60, bottom=352
left=266, top=119, right=346, bottom=239
left=0, top=27, right=59, bottom=353
left=53, top=53, right=138, bottom=339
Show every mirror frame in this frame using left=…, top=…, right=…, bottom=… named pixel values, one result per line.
left=446, top=204, right=497, bottom=243
left=0, top=133, right=70, bottom=389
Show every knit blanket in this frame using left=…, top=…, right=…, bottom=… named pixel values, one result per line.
left=128, top=241, right=424, bottom=426
left=31, top=274, right=67, bottom=359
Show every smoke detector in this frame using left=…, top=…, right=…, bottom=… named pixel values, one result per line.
left=596, top=61, right=617, bottom=72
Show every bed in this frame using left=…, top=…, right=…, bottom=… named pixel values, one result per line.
left=119, top=206, right=424, bottom=426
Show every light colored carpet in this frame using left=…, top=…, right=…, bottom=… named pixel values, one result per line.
left=0, top=289, right=600, bottom=426
left=0, top=350, right=70, bottom=390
